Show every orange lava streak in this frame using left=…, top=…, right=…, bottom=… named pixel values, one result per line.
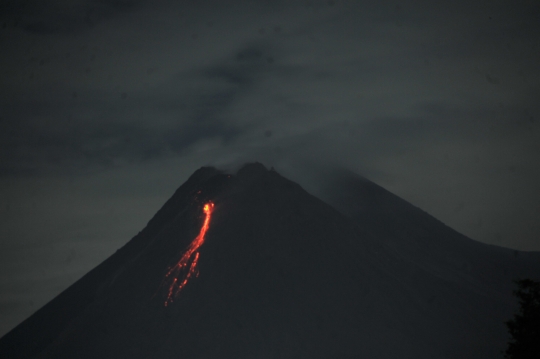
left=163, top=202, right=214, bottom=306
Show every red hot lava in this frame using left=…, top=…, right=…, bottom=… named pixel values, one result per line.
left=163, top=202, right=214, bottom=306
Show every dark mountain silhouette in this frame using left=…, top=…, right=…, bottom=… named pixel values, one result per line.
left=0, top=163, right=539, bottom=359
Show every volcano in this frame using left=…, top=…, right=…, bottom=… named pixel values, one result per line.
left=1, top=163, right=539, bottom=358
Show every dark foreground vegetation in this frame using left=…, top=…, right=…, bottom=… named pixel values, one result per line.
left=504, top=279, right=540, bottom=359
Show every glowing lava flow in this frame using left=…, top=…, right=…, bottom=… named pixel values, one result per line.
left=163, top=202, right=214, bottom=306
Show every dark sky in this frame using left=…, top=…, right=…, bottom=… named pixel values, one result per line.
left=1, top=0, right=539, bottom=337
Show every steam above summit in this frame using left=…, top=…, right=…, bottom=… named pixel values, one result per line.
left=0, top=163, right=538, bottom=359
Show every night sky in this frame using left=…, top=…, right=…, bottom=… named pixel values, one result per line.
left=1, top=0, right=539, bottom=337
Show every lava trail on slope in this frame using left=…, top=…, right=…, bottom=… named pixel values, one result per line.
left=161, top=202, right=214, bottom=306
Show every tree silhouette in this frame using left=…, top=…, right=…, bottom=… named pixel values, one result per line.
left=504, top=279, right=540, bottom=359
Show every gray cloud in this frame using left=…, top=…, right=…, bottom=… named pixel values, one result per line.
left=0, top=38, right=287, bottom=175
left=1, top=0, right=140, bottom=34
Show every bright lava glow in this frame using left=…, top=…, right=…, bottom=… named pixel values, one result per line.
left=162, top=202, right=214, bottom=306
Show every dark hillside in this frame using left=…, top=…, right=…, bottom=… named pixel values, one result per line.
left=1, top=163, right=538, bottom=358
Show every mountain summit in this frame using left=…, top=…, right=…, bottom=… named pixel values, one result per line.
left=1, top=163, right=539, bottom=358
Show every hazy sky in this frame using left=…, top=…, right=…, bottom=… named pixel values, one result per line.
left=1, top=0, right=539, bottom=337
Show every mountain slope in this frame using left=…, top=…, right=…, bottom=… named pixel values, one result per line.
left=316, top=169, right=540, bottom=356
left=0, top=163, right=538, bottom=359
